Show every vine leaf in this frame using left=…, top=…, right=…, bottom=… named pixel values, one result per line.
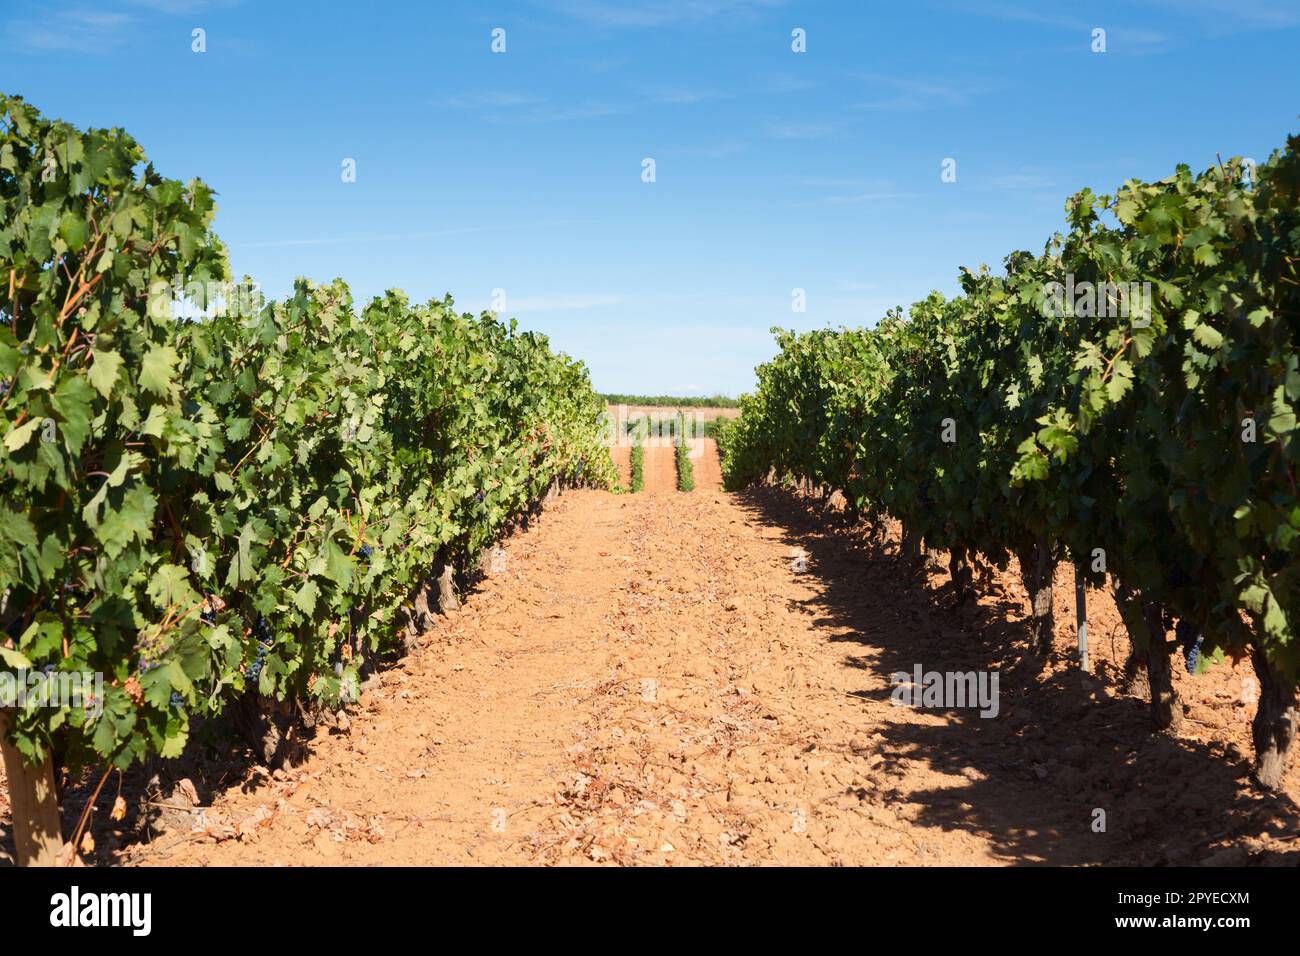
left=140, top=344, right=180, bottom=396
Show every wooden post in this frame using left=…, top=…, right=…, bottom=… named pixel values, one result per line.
left=1075, top=562, right=1089, bottom=672
left=0, top=710, right=64, bottom=866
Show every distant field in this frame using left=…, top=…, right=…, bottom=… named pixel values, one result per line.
left=600, top=393, right=739, bottom=409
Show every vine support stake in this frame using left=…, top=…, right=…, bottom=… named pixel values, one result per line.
left=1075, top=561, right=1089, bottom=673
left=0, top=710, right=64, bottom=866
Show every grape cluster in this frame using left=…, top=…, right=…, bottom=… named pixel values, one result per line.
left=135, top=628, right=169, bottom=675
left=247, top=616, right=273, bottom=685
left=358, top=543, right=374, bottom=561
left=247, top=643, right=269, bottom=684
left=1177, top=619, right=1204, bottom=675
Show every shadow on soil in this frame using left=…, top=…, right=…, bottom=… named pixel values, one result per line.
left=735, top=484, right=1300, bottom=867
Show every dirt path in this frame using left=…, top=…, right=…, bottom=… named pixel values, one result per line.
left=118, top=485, right=1299, bottom=867
left=641, top=444, right=678, bottom=493
left=688, top=438, right=723, bottom=491
left=617, top=439, right=720, bottom=494
left=609, top=445, right=631, bottom=488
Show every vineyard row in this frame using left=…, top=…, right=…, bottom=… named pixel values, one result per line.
left=0, top=95, right=616, bottom=863
left=720, top=130, right=1300, bottom=791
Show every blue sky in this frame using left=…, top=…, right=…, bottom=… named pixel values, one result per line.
left=3, top=1, right=1299, bottom=396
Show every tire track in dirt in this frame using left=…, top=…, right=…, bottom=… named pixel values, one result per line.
left=122, top=487, right=1299, bottom=867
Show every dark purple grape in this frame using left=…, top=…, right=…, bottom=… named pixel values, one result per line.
left=1177, top=619, right=1204, bottom=675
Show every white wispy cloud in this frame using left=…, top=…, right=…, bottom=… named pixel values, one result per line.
left=541, top=0, right=785, bottom=28
left=767, top=75, right=816, bottom=93
left=4, top=7, right=133, bottom=53
left=126, top=0, right=234, bottom=12
left=435, top=87, right=724, bottom=125
left=432, top=91, right=547, bottom=110
left=432, top=91, right=624, bottom=124
left=1111, top=27, right=1171, bottom=48
left=795, top=176, right=914, bottom=205
left=5, top=0, right=238, bottom=54
left=646, top=88, right=727, bottom=105
left=664, top=143, right=746, bottom=158
left=819, top=191, right=916, bottom=205
left=1140, top=0, right=1298, bottom=31
left=850, top=73, right=977, bottom=112
left=798, top=177, right=869, bottom=188
left=953, top=2, right=1084, bottom=30
left=498, top=103, right=626, bottom=124
left=766, top=121, right=840, bottom=139
left=947, top=2, right=1171, bottom=48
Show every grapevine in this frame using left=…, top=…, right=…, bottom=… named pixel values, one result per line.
left=0, top=94, right=616, bottom=834
left=723, top=133, right=1300, bottom=789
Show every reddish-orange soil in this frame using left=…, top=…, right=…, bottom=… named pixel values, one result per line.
left=687, top=438, right=723, bottom=491
left=4, top=480, right=1297, bottom=867
left=609, top=444, right=632, bottom=488
left=640, top=444, right=678, bottom=493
